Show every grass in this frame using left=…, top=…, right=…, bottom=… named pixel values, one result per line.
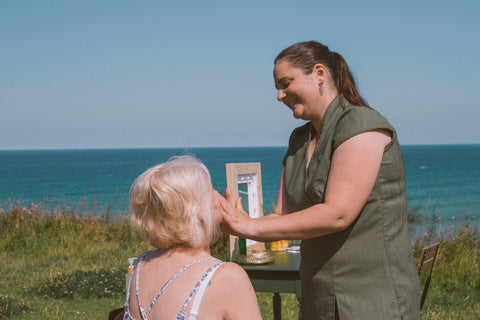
left=0, top=201, right=478, bottom=319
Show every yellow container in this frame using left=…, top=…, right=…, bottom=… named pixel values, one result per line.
left=269, top=240, right=289, bottom=251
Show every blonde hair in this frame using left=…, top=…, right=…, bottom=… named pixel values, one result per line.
left=128, top=155, right=219, bottom=249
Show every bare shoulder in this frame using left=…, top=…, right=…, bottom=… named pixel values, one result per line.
left=211, top=261, right=255, bottom=291
left=208, top=261, right=261, bottom=320
left=214, top=261, right=250, bottom=281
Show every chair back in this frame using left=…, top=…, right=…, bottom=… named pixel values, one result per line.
left=108, top=307, right=124, bottom=320
left=416, top=242, right=440, bottom=310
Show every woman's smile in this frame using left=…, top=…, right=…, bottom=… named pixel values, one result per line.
left=287, top=100, right=304, bottom=118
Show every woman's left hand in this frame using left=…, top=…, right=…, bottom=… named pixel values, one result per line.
left=215, top=188, right=255, bottom=237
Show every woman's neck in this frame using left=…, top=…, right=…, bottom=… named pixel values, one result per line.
left=311, top=91, right=337, bottom=134
left=157, top=246, right=211, bottom=260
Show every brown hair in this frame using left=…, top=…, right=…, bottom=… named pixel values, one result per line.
left=275, top=41, right=368, bottom=108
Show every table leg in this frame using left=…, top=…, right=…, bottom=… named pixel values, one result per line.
left=273, top=292, right=281, bottom=320
left=297, top=297, right=303, bottom=320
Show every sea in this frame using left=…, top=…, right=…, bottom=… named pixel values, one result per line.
left=1, top=145, right=479, bottom=232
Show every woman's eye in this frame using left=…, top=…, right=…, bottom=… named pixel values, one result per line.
left=280, top=81, right=290, bottom=89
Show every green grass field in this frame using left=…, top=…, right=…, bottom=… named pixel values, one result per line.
left=0, top=202, right=478, bottom=319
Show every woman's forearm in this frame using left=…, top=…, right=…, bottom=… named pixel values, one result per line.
left=245, top=203, right=347, bottom=242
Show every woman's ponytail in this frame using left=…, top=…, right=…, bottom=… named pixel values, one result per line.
left=331, top=52, right=368, bottom=107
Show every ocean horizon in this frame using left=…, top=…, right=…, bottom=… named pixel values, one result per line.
left=2, top=142, right=480, bottom=152
left=1, top=144, right=479, bottom=231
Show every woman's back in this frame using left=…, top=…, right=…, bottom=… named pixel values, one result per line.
left=125, top=249, right=261, bottom=320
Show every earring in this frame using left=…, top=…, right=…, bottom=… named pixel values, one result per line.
left=319, top=83, right=324, bottom=95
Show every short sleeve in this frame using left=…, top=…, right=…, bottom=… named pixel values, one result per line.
left=332, top=106, right=395, bottom=150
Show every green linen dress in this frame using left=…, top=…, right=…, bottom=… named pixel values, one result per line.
left=283, top=96, right=420, bottom=320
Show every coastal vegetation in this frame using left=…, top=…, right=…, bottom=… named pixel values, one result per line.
left=0, top=201, right=478, bottom=320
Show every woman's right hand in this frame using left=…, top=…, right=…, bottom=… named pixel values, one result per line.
left=217, top=187, right=256, bottom=238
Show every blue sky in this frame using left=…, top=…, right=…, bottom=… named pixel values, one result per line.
left=1, top=0, right=479, bottom=150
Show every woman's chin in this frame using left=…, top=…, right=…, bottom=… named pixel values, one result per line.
left=293, top=109, right=304, bottom=119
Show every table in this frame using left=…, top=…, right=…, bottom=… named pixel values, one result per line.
left=239, top=251, right=302, bottom=320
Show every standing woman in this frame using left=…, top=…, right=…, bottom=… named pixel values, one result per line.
left=220, top=41, right=420, bottom=319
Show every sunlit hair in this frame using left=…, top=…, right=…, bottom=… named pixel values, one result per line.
left=128, top=155, right=219, bottom=249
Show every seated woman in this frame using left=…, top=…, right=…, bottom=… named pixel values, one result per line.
left=124, top=155, right=262, bottom=320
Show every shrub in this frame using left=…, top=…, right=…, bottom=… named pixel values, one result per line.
left=210, top=233, right=230, bottom=261
left=34, top=267, right=125, bottom=299
left=0, top=294, right=29, bottom=319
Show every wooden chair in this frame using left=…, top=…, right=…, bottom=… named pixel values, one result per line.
left=416, top=242, right=440, bottom=310
left=108, top=307, right=124, bottom=320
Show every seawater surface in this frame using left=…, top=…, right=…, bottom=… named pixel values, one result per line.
left=1, top=145, right=479, bottom=229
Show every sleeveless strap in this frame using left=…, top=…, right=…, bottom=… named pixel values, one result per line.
left=126, top=251, right=216, bottom=320
left=175, top=260, right=224, bottom=320
left=124, top=252, right=148, bottom=311
left=142, top=256, right=216, bottom=319
left=188, top=261, right=225, bottom=320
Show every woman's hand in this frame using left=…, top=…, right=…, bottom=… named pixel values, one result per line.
left=216, top=187, right=256, bottom=238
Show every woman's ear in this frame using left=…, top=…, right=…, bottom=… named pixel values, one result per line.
left=313, top=63, right=327, bottom=85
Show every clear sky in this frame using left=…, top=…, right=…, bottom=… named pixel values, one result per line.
left=1, top=0, right=479, bottom=150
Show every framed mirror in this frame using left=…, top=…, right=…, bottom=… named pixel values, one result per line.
left=226, top=162, right=264, bottom=259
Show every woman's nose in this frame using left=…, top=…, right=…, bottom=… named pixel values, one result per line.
left=277, top=89, right=286, bottom=102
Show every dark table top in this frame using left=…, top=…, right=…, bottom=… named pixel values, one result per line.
left=236, top=251, right=302, bottom=296
left=239, top=251, right=301, bottom=278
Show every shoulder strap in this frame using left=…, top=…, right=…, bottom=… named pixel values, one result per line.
left=123, top=251, right=149, bottom=320
left=144, top=256, right=217, bottom=318
left=188, top=261, right=225, bottom=320
left=174, top=260, right=224, bottom=320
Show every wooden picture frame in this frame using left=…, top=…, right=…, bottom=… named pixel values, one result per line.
left=226, top=162, right=264, bottom=259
